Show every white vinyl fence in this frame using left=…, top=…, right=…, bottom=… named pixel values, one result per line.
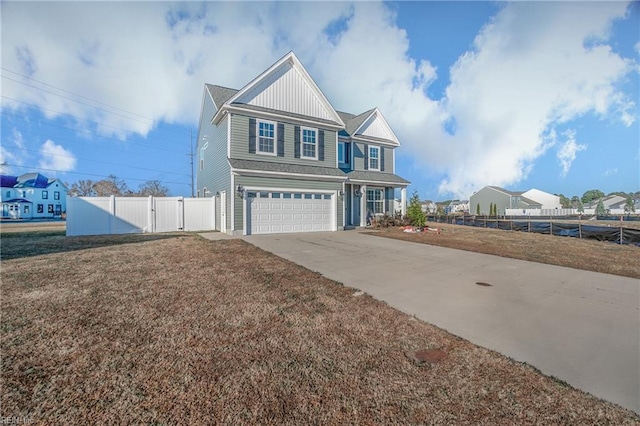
left=67, top=196, right=215, bottom=236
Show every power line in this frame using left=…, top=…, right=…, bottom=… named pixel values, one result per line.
left=3, top=163, right=190, bottom=187
left=1, top=106, right=183, bottom=155
left=1, top=68, right=191, bottom=138
left=1, top=143, right=191, bottom=178
left=1, top=67, right=160, bottom=123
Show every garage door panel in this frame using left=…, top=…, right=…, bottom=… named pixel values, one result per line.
left=249, top=191, right=333, bottom=235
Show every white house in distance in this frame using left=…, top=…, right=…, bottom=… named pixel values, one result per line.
left=1, top=173, right=68, bottom=219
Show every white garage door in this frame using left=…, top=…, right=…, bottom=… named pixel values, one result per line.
left=248, top=191, right=334, bottom=235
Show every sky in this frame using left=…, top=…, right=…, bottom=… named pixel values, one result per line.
left=1, top=1, right=638, bottom=201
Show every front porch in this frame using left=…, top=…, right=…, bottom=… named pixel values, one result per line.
left=343, top=183, right=407, bottom=227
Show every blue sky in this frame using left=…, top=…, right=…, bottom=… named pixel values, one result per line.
left=1, top=1, right=638, bottom=200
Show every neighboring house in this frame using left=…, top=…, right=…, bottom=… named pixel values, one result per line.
left=520, top=189, right=561, bottom=210
left=420, top=200, right=436, bottom=214
left=446, top=200, right=469, bottom=214
left=584, top=195, right=626, bottom=211
left=196, top=51, right=410, bottom=235
left=1, top=173, right=68, bottom=219
left=470, top=186, right=542, bottom=215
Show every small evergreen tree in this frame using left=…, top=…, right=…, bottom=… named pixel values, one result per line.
left=406, top=190, right=426, bottom=228
left=489, top=202, right=493, bottom=217
left=476, top=203, right=481, bottom=215
left=596, top=199, right=606, bottom=215
left=624, top=197, right=636, bottom=213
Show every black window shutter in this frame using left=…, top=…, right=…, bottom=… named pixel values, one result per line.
left=363, top=144, right=369, bottom=170
left=249, top=118, right=256, bottom=154
left=318, top=130, right=325, bottom=161
left=380, top=147, right=385, bottom=172
left=294, top=125, right=300, bottom=158
left=277, top=123, right=285, bottom=157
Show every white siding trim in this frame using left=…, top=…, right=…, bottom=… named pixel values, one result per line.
left=226, top=113, right=231, bottom=158
left=230, top=171, right=235, bottom=232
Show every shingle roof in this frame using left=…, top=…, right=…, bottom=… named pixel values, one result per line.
left=0, top=175, right=18, bottom=188
left=229, top=159, right=410, bottom=185
left=346, top=170, right=410, bottom=184
left=14, top=173, right=49, bottom=189
left=229, top=159, right=344, bottom=177
left=207, top=84, right=238, bottom=109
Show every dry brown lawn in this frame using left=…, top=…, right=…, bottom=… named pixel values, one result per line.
left=370, top=224, right=640, bottom=279
left=1, top=231, right=638, bottom=424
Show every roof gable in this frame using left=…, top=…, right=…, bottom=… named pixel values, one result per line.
left=207, top=84, right=237, bottom=109
left=225, top=52, right=344, bottom=126
left=352, top=108, right=399, bottom=145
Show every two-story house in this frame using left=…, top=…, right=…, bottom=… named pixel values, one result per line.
left=196, top=52, right=409, bottom=235
left=1, top=172, right=68, bottom=219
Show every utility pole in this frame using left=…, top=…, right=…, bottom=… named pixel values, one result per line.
left=188, top=129, right=195, bottom=197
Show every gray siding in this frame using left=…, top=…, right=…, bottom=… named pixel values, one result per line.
left=230, top=114, right=337, bottom=167
left=196, top=91, right=231, bottom=230
left=233, top=175, right=343, bottom=232
left=353, top=142, right=394, bottom=174
left=470, top=187, right=511, bottom=215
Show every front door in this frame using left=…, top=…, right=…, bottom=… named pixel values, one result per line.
left=352, top=185, right=361, bottom=226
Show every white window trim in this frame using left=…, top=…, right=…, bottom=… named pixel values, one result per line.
left=338, top=140, right=350, bottom=167
left=300, top=126, right=318, bottom=160
left=366, top=187, right=385, bottom=215
left=257, top=119, right=277, bottom=156
left=368, top=146, right=380, bottom=171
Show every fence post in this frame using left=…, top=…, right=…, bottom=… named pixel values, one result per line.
left=579, top=222, right=582, bottom=239
left=550, top=220, right=553, bottom=235
left=619, top=226, right=623, bottom=245
left=109, top=195, right=116, bottom=234
left=147, top=196, right=154, bottom=233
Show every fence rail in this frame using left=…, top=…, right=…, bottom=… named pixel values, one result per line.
left=67, top=196, right=215, bottom=236
left=426, top=215, right=640, bottom=246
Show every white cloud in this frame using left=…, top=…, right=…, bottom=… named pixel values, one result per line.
left=556, top=130, right=587, bottom=176
left=1, top=1, right=637, bottom=197
left=0, top=129, right=28, bottom=175
left=432, top=1, right=634, bottom=196
left=603, top=168, right=619, bottom=177
left=38, top=140, right=77, bottom=172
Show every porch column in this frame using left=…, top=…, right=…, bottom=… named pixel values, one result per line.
left=360, top=185, right=367, bottom=227
left=401, top=187, right=407, bottom=216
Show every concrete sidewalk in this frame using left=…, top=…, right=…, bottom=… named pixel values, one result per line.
left=236, top=231, right=640, bottom=413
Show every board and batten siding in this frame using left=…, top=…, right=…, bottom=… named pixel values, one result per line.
left=352, top=142, right=394, bottom=174
left=197, top=92, right=231, bottom=231
left=230, top=114, right=337, bottom=167
left=233, top=175, right=343, bottom=232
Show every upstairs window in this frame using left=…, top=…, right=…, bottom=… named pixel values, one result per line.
left=199, top=141, right=208, bottom=171
left=301, top=127, right=317, bottom=159
left=42, top=190, right=48, bottom=199
left=338, top=141, right=350, bottom=166
left=258, top=120, right=275, bottom=154
left=369, top=146, right=380, bottom=171
left=54, top=191, right=60, bottom=200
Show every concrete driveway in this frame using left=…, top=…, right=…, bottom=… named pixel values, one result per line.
left=240, top=231, right=640, bottom=413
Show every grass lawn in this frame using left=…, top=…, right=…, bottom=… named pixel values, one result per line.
left=369, top=224, right=640, bottom=279
left=1, top=231, right=639, bottom=424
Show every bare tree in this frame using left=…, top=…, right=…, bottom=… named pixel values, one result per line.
left=68, top=179, right=96, bottom=197
left=93, top=175, right=130, bottom=196
left=137, top=180, right=169, bottom=197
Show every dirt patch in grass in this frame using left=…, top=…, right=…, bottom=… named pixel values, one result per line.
left=2, top=233, right=639, bottom=424
left=369, top=225, right=640, bottom=279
